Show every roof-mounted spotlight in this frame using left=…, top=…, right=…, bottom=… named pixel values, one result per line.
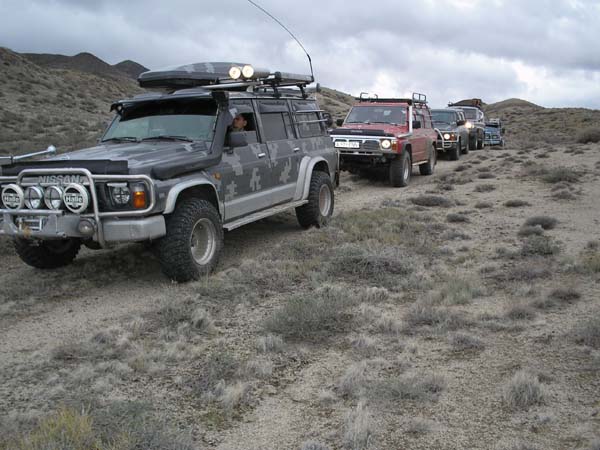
left=228, top=66, right=242, bottom=80
left=242, top=65, right=255, bottom=79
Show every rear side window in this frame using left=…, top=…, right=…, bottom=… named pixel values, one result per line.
left=261, top=113, right=290, bottom=141
left=292, top=101, right=326, bottom=138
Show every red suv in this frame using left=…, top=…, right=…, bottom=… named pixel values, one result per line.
left=330, top=93, right=438, bottom=187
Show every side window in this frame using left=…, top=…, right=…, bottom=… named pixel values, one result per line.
left=261, top=113, right=290, bottom=141
left=229, top=100, right=258, bottom=144
left=292, top=100, right=325, bottom=138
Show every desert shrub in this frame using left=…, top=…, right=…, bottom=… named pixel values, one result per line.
left=405, top=419, right=434, bottom=436
left=552, top=190, right=576, bottom=200
left=576, top=127, right=600, bottom=144
left=301, top=442, right=332, bottom=450
left=540, top=167, right=581, bottom=184
left=371, top=373, right=446, bottom=402
left=486, top=263, right=551, bottom=283
left=578, top=251, right=600, bottom=274
left=446, top=213, right=470, bottom=223
left=404, top=303, right=470, bottom=332
left=342, top=401, right=374, bottom=450
left=548, top=288, right=581, bottom=303
left=477, top=172, right=495, bottom=179
left=504, top=200, right=531, bottom=208
left=518, top=225, right=544, bottom=237
left=496, top=441, right=541, bottom=450
left=521, top=235, right=561, bottom=256
left=474, top=184, right=496, bottom=193
left=505, top=304, right=536, bottom=321
left=437, top=277, right=483, bottom=305
left=264, top=286, right=356, bottom=338
left=338, top=361, right=369, bottom=398
left=256, top=334, right=284, bottom=353
left=571, top=316, right=600, bottom=349
left=524, top=217, right=558, bottom=233
left=502, top=370, right=544, bottom=410
left=448, top=333, right=484, bottom=352
left=474, top=201, right=493, bottom=209
left=409, top=195, right=452, bottom=208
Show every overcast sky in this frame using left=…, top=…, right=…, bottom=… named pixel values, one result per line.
left=1, top=0, right=599, bottom=108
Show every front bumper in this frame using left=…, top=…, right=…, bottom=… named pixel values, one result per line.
left=0, top=211, right=166, bottom=243
left=436, top=139, right=458, bottom=151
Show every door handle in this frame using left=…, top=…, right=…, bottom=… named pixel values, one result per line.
left=293, top=147, right=300, bottom=152
left=258, top=152, right=266, bottom=158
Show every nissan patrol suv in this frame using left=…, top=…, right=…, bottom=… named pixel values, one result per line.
left=448, top=98, right=486, bottom=150
left=330, top=93, right=437, bottom=187
left=0, top=62, right=338, bottom=281
left=431, top=108, right=469, bottom=160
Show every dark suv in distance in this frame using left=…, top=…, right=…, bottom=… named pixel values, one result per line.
left=431, top=108, right=469, bottom=160
left=448, top=99, right=486, bottom=150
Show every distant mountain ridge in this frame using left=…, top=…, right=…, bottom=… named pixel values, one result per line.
left=22, top=51, right=148, bottom=80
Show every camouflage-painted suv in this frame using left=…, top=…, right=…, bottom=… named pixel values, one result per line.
left=0, top=62, right=338, bottom=281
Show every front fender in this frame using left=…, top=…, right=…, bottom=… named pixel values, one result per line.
left=163, top=177, right=222, bottom=216
left=295, top=156, right=328, bottom=201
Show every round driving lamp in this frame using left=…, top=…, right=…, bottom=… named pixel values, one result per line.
left=44, top=186, right=63, bottom=210
left=228, top=66, right=242, bottom=80
left=380, top=139, right=392, bottom=150
left=241, top=65, right=255, bottom=79
left=77, top=219, right=96, bottom=236
left=443, top=133, right=451, bottom=140
left=1, top=184, right=25, bottom=210
left=24, top=186, right=44, bottom=209
left=466, top=122, right=473, bottom=129
left=109, top=183, right=131, bottom=206
left=63, top=184, right=90, bottom=214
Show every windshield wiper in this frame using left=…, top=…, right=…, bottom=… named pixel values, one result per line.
left=101, top=137, right=139, bottom=143
left=141, top=135, right=194, bottom=142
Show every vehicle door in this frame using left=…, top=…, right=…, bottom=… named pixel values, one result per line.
left=220, top=99, right=274, bottom=221
left=422, top=109, right=436, bottom=157
left=412, top=110, right=427, bottom=162
left=457, top=111, right=469, bottom=144
left=255, top=99, right=299, bottom=205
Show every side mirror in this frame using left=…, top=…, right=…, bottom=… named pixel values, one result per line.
left=457, top=120, right=466, bottom=126
left=323, top=112, right=334, bottom=127
left=228, top=131, right=248, bottom=148
left=413, top=120, right=422, bottom=129
left=336, top=118, right=344, bottom=127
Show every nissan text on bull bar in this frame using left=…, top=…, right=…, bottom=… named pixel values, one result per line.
left=331, top=93, right=438, bottom=187
left=0, top=62, right=339, bottom=282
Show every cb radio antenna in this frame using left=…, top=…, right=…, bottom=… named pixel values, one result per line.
left=245, top=0, right=314, bottom=82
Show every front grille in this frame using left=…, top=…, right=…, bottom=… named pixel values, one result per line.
left=16, top=216, right=48, bottom=232
left=362, top=140, right=380, bottom=150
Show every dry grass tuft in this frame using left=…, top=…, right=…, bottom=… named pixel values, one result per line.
left=518, top=225, right=544, bottom=237
left=342, top=401, right=375, bottom=450
left=404, top=302, right=470, bottom=332
left=436, top=277, right=484, bottom=305
left=504, top=200, right=531, bottom=208
left=338, top=361, right=369, bottom=398
left=502, top=370, right=544, bottom=410
left=256, top=334, right=285, bottom=353
left=520, top=235, right=561, bottom=257
left=371, top=373, right=446, bottom=402
left=505, top=304, right=536, bottom=321
left=446, top=213, right=470, bottom=223
left=524, top=216, right=559, bottom=230
left=474, top=201, right=493, bottom=209
left=540, top=167, right=581, bottom=184
left=301, top=441, right=332, bottom=450
left=474, top=184, right=496, bottom=193
left=409, top=195, right=453, bottom=208
left=448, top=333, right=485, bottom=352
left=571, top=315, right=600, bottom=349
left=264, top=285, right=356, bottom=338
left=576, top=127, right=600, bottom=143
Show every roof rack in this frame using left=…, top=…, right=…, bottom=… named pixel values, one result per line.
left=355, top=92, right=427, bottom=106
left=448, top=98, right=483, bottom=109
left=137, top=62, right=315, bottom=98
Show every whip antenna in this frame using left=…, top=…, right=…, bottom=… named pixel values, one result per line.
left=245, top=0, right=314, bottom=82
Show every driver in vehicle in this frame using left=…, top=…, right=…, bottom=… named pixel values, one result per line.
left=230, top=114, right=247, bottom=132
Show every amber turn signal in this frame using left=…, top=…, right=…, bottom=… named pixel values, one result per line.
left=132, top=190, right=146, bottom=209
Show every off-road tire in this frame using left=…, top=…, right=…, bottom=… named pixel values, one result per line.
left=389, top=151, right=411, bottom=187
left=419, top=146, right=436, bottom=175
left=296, top=171, right=334, bottom=229
left=14, top=238, right=81, bottom=269
left=157, top=198, right=223, bottom=282
left=449, top=140, right=460, bottom=161
left=477, top=133, right=484, bottom=149
left=469, top=135, right=477, bottom=151
left=461, top=138, right=469, bottom=155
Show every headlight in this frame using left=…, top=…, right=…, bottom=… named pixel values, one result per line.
left=229, top=66, right=242, bottom=80
left=1, top=184, right=24, bottom=210
left=443, top=133, right=451, bottom=140
left=465, top=122, right=473, bottom=129
left=109, top=183, right=131, bottom=206
left=44, top=186, right=63, bottom=210
left=24, top=186, right=44, bottom=209
left=380, top=139, right=392, bottom=149
left=241, top=65, right=255, bottom=79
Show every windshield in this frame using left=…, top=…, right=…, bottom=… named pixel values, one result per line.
left=462, top=108, right=477, bottom=120
left=431, top=111, right=456, bottom=124
left=345, top=106, right=407, bottom=125
left=102, top=99, right=217, bottom=142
